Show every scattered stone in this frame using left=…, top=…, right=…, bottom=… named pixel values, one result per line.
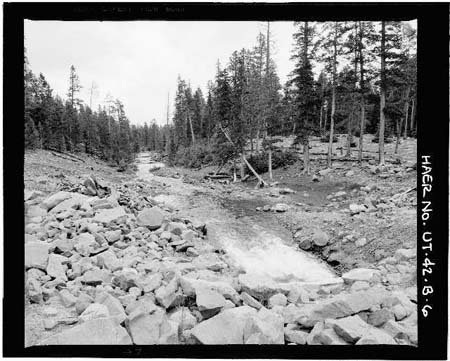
left=355, top=328, right=397, bottom=344
left=271, top=203, right=289, bottom=212
left=284, top=325, right=308, bottom=345
left=40, top=317, right=132, bottom=345
left=349, top=203, right=367, bottom=215
left=93, top=207, right=127, bottom=225
left=41, top=191, right=72, bottom=211
left=59, top=289, right=77, bottom=308
left=137, top=207, right=165, bottom=230
left=155, top=277, right=183, bottom=309
left=73, top=233, right=97, bottom=257
left=79, top=303, right=110, bottom=322
left=190, top=306, right=257, bottom=344
left=395, top=248, right=415, bottom=261
left=196, top=287, right=226, bottom=318
left=186, top=247, right=199, bottom=257
left=95, top=292, right=127, bottom=323
left=76, top=293, right=94, bottom=314
left=243, top=307, right=284, bottom=344
left=268, top=293, right=287, bottom=308
left=104, top=230, right=122, bottom=244
left=241, top=292, right=263, bottom=310
left=46, top=254, right=67, bottom=281
left=169, top=308, right=197, bottom=331
left=342, top=268, right=381, bottom=284
left=137, top=273, right=163, bottom=293
left=327, top=315, right=372, bottom=343
left=367, top=308, right=394, bottom=327
left=298, top=238, right=312, bottom=250
left=392, top=304, right=408, bottom=321
left=25, top=241, right=49, bottom=270
left=312, top=230, right=329, bottom=247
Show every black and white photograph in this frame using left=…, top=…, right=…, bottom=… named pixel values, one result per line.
left=2, top=2, right=448, bottom=359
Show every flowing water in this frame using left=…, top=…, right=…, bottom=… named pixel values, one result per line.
left=136, top=152, right=341, bottom=285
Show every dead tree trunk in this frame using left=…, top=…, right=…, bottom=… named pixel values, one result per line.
left=188, top=112, right=195, bottom=145
left=268, top=149, right=273, bottom=180
left=403, top=86, right=411, bottom=139
left=327, top=22, right=338, bottom=168
left=410, top=98, right=415, bottom=133
left=303, top=138, right=311, bottom=174
left=379, top=21, right=386, bottom=165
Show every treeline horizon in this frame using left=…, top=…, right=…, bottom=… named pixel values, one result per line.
left=25, top=20, right=417, bottom=171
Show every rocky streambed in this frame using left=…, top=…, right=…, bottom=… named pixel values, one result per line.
left=24, top=153, right=418, bottom=346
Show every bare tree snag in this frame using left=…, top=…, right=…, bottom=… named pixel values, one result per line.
left=379, top=21, right=386, bottom=165
left=327, top=22, right=338, bottom=168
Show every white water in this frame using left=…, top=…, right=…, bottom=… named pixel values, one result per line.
left=136, top=152, right=341, bottom=286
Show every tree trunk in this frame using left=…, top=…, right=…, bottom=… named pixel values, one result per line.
left=327, top=22, right=338, bottom=168
left=323, top=105, right=328, bottom=133
left=358, top=21, right=365, bottom=163
left=268, top=149, right=273, bottom=180
left=233, top=158, right=237, bottom=182
left=403, top=86, right=411, bottom=138
left=410, top=98, right=415, bottom=133
left=346, top=114, right=352, bottom=157
left=188, top=113, right=195, bottom=145
left=319, top=104, right=323, bottom=135
left=394, top=118, right=401, bottom=154
left=379, top=21, right=386, bottom=165
left=303, top=138, right=310, bottom=174
left=240, top=155, right=246, bottom=179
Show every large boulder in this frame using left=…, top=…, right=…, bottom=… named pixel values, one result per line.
left=342, top=268, right=381, bottom=284
left=155, top=277, right=183, bottom=309
left=41, top=191, right=72, bottom=211
left=169, top=308, right=197, bottom=331
left=190, top=306, right=257, bottom=344
left=79, top=303, right=110, bottom=322
left=355, top=328, right=397, bottom=344
left=326, top=315, right=373, bottom=343
left=137, top=207, right=165, bottom=230
left=93, top=207, right=127, bottom=225
left=95, top=292, right=127, bottom=323
left=39, top=317, right=132, bottom=345
left=126, top=308, right=168, bottom=344
left=238, top=274, right=288, bottom=300
left=73, top=233, right=97, bottom=257
left=196, top=287, right=226, bottom=318
left=49, top=193, right=89, bottom=214
left=179, top=276, right=240, bottom=304
left=243, top=307, right=284, bottom=344
left=295, top=287, right=390, bottom=327
left=25, top=241, right=49, bottom=270
left=46, top=254, right=67, bottom=281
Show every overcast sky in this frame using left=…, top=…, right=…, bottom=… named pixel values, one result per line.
left=25, top=21, right=296, bottom=126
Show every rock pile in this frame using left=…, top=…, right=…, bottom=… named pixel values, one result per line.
left=25, top=181, right=417, bottom=346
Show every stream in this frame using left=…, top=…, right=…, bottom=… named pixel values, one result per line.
left=136, top=152, right=340, bottom=286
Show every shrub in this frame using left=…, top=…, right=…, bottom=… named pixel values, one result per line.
left=246, top=150, right=297, bottom=174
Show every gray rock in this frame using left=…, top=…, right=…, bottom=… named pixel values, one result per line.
left=137, top=207, right=165, bottom=230
left=169, top=307, right=197, bottom=331
left=93, top=207, right=127, bottom=225
left=50, top=193, right=89, bottom=214
left=191, top=306, right=257, bottom=344
left=268, top=293, right=287, bottom=308
left=243, top=307, right=284, bottom=344
left=241, top=292, right=263, bottom=310
left=26, top=277, right=43, bottom=303
left=271, top=203, right=289, bottom=212
left=392, top=304, right=408, bottom=321
left=97, top=250, right=121, bottom=271
left=125, top=295, right=158, bottom=315
left=327, top=315, right=372, bottom=343
left=186, top=247, right=199, bottom=257
left=180, top=276, right=240, bottom=305
left=312, top=230, right=329, bottom=247
left=59, top=289, right=77, bottom=308
left=284, top=324, right=308, bottom=344
left=82, top=269, right=108, bottom=286
left=104, top=230, right=122, bottom=244
left=39, top=317, right=132, bottom=345
left=46, top=254, right=67, bottom=281
left=41, top=191, right=72, bottom=211
left=75, top=293, right=94, bottom=314
left=136, top=273, right=163, bottom=293
left=193, top=253, right=227, bottom=271
left=73, top=233, right=97, bottom=257
left=196, top=287, right=226, bottom=318
left=27, top=205, right=47, bottom=218
left=25, top=241, right=49, bottom=270
left=342, top=268, right=381, bottom=284
left=155, top=277, right=183, bottom=309
left=349, top=203, right=367, bottom=215
left=79, top=303, right=110, bottom=322
left=95, top=292, right=127, bottom=323
left=355, top=328, right=397, bottom=344
left=126, top=308, right=166, bottom=344
left=295, top=287, right=389, bottom=327
left=395, top=248, right=416, bottom=261
left=313, top=328, right=349, bottom=345
left=367, top=308, right=394, bottom=327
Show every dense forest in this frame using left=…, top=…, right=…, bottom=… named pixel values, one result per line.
left=25, top=21, right=417, bottom=172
